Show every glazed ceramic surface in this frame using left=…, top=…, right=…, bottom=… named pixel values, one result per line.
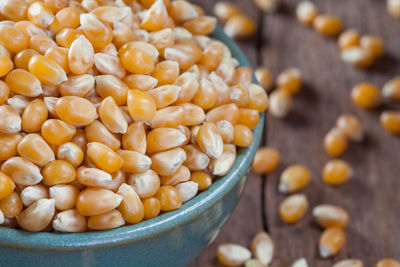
left=0, top=27, right=264, bottom=267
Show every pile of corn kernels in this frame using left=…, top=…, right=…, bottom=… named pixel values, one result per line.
left=0, top=0, right=269, bottom=233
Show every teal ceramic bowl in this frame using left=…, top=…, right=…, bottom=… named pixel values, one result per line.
left=0, top=27, right=264, bottom=267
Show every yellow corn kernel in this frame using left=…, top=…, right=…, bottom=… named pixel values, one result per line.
left=255, top=67, right=273, bottom=92
left=55, top=96, right=97, bottom=126
left=28, top=55, right=67, bottom=85
left=76, top=166, right=112, bottom=187
left=200, top=41, right=224, bottom=71
left=319, top=227, right=346, bottom=258
left=127, top=89, right=157, bottom=122
left=17, top=199, right=55, bottom=232
left=27, top=2, right=54, bottom=27
left=122, top=122, right=146, bottom=154
left=174, top=181, right=197, bottom=203
left=167, top=0, right=199, bottom=24
left=268, top=88, right=292, bottom=118
left=123, top=74, right=158, bottom=91
left=376, top=259, right=400, bottom=267
left=6, top=69, right=43, bottom=97
left=55, top=28, right=83, bottom=48
left=250, top=231, right=274, bottom=266
left=151, top=60, right=179, bottom=86
left=0, top=192, right=22, bottom=218
left=233, top=124, right=253, bottom=147
left=206, top=103, right=239, bottom=126
left=322, top=159, right=352, bottom=186
left=13, top=49, right=39, bottom=71
left=95, top=75, right=129, bottom=106
left=313, top=14, right=342, bottom=36
left=341, top=46, right=375, bottom=68
left=336, top=114, right=363, bottom=142
left=324, top=128, right=348, bottom=157
left=0, top=105, right=21, bottom=134
left=17, top=133, right=55, bottom=167
left=252, top=147, right=280, bottom=174
left=151, top=147, right=185, bottom=175
left=247, top=83, right=269, bottom=112
left=0, top=81, right=9, bottom=105
left=94, top=53, right=126, bottom=80
left=197, top=122, right=223, bottom=159
left=146, top=85, right=181, bottom=109
left=117, top=183, right=144, bottom=224
left=383, top=77, right=400, bottom=102
left=129, top=169, right=160, bottom=198
left=55, top=142, right=83, bottom=167
left=140, top=0, right=168, bottom=31
left=98, top=96, right=128, bottom=134
left=29, top=34, right=58, bottom=55
left=21, top=99, right=48, bottom=133
left=279, top=164, right=311, bottom=193
left=86, top=120, right=121, bottom=151
left=238, top=108, right=260, bottom=130
left=0, top=172, right=15, bottom=200
left=41, top=119, right=76, bottom=145
left=53, top=209, right=87, bottom=233
left=192, top=78, right=217, bottom=110
left=80, top=13, right=112, bottom=50
left=296, top=1, right=318, bottom=25
left=76, top=188, right=123, bottom=216
left=0, top=55, right=13, bottom=77
left=174, top=72, right=200, bottom=104
left=351, top=82, right=382, bottom=109
left=360, top=35, right=385, bottom=58
left=0, top=0, right=28, bottom=21
left=254, top=0, right=280, bottom=12
left=277, top=67, right=302, bottom=94
left=0, top=133, right=22, bottom=161
left=42, top=160, right=76, bottom=186
left=120, top=48, right=155, bottom=75
left=142, top=197, right=161, bottom=220
left=88, top=209, right=125, bottom=230
left=154, top=185, right=182, bottom=211
left=0, top=25, right=29, bottom=53
left=215, top=120, right=234, bottom=144
left=117, top=150, right=151, bottom=173
left=150, top=106, right=184, bottom=129
left=217, top=243, right=252, bottom=267
left=223, top=14, right=256, bottom=39
left=380, top=111, right=400, bottom=134
left=388, top=0, right=400, bottom=18
left=59, top=74, right=94, bottom=98
left=161, top=165, right=190, bottom=186
left=1, top=157, right=42, bottom=185
left=182, top=145, right=210, bottom=171
left=50, top=7, right=80, bottom=33
left=20, top=184, right=49, bottom=209
left=333, top=259, right=364, bottom=267
left=312, top=204, right=350, bottom=229
left=338, top=29, right=360, bottom=51
left=190, top=171, right=212, bottom=191
left=44, top=47, right=69, bottom=74
left=68, top=35, right=95, bottom=75
left=213, top=2, right=241, bottom=23
left=87, top=142, right=124, bottom=173
left=208, top=144, right=236, bottom=176
left=147, top=127, right=187, bottom=153
left=279, top=193, right=308, bottom=223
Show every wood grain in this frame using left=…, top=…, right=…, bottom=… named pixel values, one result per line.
left=192, top=0, right=400, bottom=266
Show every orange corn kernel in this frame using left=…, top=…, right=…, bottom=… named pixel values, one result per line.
left=0, top=105, right=21, bottom=133
left=140, top=0, right=168, bottom=31
left=174, top=72, right=200, bottom=103
left=224, top=14, right=256, bottom=39
left=151, top=148, right=186, bottom=176
left=233, top=124, right=253, bottom=147
left=51, top=7, right=80, bottom=33
left=312, top=204, right=350, bottom=229
left=0, top=0, right=28, bottom=21
left=208, top=145, right=236, bottom=176
left=313, top=15, right=342, bottom=37
left=76, top=166, right=112, bottom=187
left=277, top=67, right=302, bottom=94
left=21, top=99, right=48, bottom=133
left=380, top=111, right=400, bottom=134
left=27, top=2, right=54, bottom=27
left=52, top=209, right=87, bottom=233
left=44, top=47, right=69, bottom=74
left=255, top=67, right=273, bottom=92
left=323, top=159, right=353, bottom=186
left=142, top=197, right=161, bottom=220
left=86, top=120, right=121, bottom=151
left=13, top=49, right=38, bottom=71
left=117, top=150, right=151, bottom=173
left=183, top=144, right=210, bottom=171
left=117, top=183, right=144, bottom=224
left=55, top=28, right=83, bottom=48
left=57, top=142, right=84, bottom=167
left=213, top=1, right=241, bottom=23
left=0, top=133, right=22, bottom=161
left=351, top=82, right=382, bottom=109
left=319, top=227, right=346, bottom=258
left=217, top=243, right=252, bottom=267
left=17, top=133, right=55, bottom=167
left=80, top=13, right=112, bottom=50
left=338, top=29, right=360, bottom=51
left=197, top=122, right=223, bottom=159
left=161, top=165, right=190, bottom=186
left=122, top=122, right=146, bottom=154
left=95, top=75, right=129, bottom=105
left=0, top=191, right=22, bottom=218
left=98, top=96, right=128, bottom=134
left=146, top=85, right=181, bottom=109
left=0, top=55, right=13, bottom=77
left=129, top=169, right=160, bottom=198
left=336, top=114, right=363, bottom=142
left=59, top=74, right=95, bottom=97
left=164, top=42, right=202, bottom=71
left=87, top=142, right=124, bottom=173
left=150, top=106, right=184, bottom=129
left=238, top=108, right=260, bottom=129
left=341, top=47, right=375, bottom=68
left=6, top=69, right=43, bottom=97
left=168, top=0, right=199, bottom=23
left=155, top=185, right=182, bottom=211
left=88, top=209, right=125, bottom=230
left=192, top=78, right=217, bottom=110
left=55, top=96, right=97, bottom=126
left=383, top=77, right=400, bottom=102
left=0, top=81, right=10, bottom=105
left=29, top=34, right=58, bottom=55
left=28, top=55, right=67, bottom=85
left=296, top=1, right=318, bottom=25
left=94, top=53, right=126, bottom=80
left=49, top=184, right=79, bottom=211
left=1, top=157, right=43, bottom=185
left=360, top=35, right=385, bottom=58
left=230, top=66, right=253, bottom=87
left=200, top=41, right=224, bottom=71
left=17, top=198, right=55, bottom=232
left=0, top=25, right=29, bottom=53
left=42, top=160, right=76, bottom=186
left=247, top=84, right=269, bottom=112
left=152, top=60, right=180, bottom=86
left=279, top=164, right=311, bottom=193
left=120, top=48, right=155, bottom=74
left=76, top=188, right=123, bottom=216
left=127, top=89, right=157, bottom=122
left=41, top=119, right=76, bottom=145
left=190, top=171, right=212, bottom=191
left=324, top=128, right=348, bottom=157
left=206, top=103, right=239, bottom=126
left=146, top=127, right=186, bottom=153
left=375, top=259, right=400, bottom=267
left=123, top=74, right=158, bottom=91
left=279, top=194, right=309, bottom=223
left=68, top=35, right=95, bottom=75
left=0, top=172, right=16, bottom=200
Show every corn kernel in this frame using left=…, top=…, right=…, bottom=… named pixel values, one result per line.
left=68, top=35, right=95, bottom=75
left=17, top=199, right=55, bottom=232
left=213, top=2, right=241, bottom=23
left=0, top=81, right=10, bottom=105
left=376, top=259, right=400, bottom=267
left=336, top=114, right=363, bottom=142
left=42, top=160, right=76, bottom=186
left=388, top=0, right=400, bottom=18
left=338, top=29, right=360, bottom=51
left=88, top=209, right=125, bottom=230
left=255, top=0, right=280, bottom=13
left=380, top=111, right=400, bottom=134
left=0, top=172, right=16, bottom=200
left=87, top=142, right=124, bottom=173
left=1, top=157, right=43, bottom=185
left=5, top=69, right=42, bottom=97
left=21, top=184, right=49, bottom=207
left=76, top=188, right=123, bottom=216
left=296, top=1, right=318, bottom=25
left=0, top=0, right=28, bottom=21
left=41, top=119, right=76, bottom=145
left=332, top=259, right=364, bottom=267
left=313, top=15, right=342, bottom=37
left=147, top=127, right=187, bottom=153
left=279, top=164, right=311, bottom=193
left=197, top=122, right=223, bottom=159
left=341, top=47, right=375, bottom=68
left=117, top=183, right=144, bottom=224
left=17, top=133, right=55, bottom=167
left=224, top=14, right=256, bottom=39
left=291, top=258, right=309, bottom=267
left=122, top=122, right=146, bottom=154
left=151, top=148, right=186, bottom=176
left=360, top=35, right=385, bottom=58
left=28, top=55, right=67, bottom=86
left=319, top=227, right=346, bottom=258
left=269, top=88, right=292, bottom=118
left=21, top=99, right=48, bottom=133
left=0, top=55, right=13, bottom=77
left=53, top=209, right=87, bottom=233
left=252, top=147, right=280, bottom=174
left=279, top=194, right=308, bottom=223
left=277, top=67, right=302, bottom=94
left=142, top=197, right=161, bottom=219
left=250, top=231, right=274, bottom=266
left=383, top=77, right=400, bottom=102
left=217, top=243, right=252, bottom=267
left=255, top=67, right=273, bottom=92
left=323, top=159, right=352, bottom=186
left=351, top=82, right=382, bottom=109
left=129, top=170, right=160, bottom=198
left=27, top=2, right=54, bottom=28
left=313, top=204, right=350, bottom=229
left=324, top=128, right=348, bottom=157
left=0, top=25, right=29, bottom=53
left=247, top=83, right=269, bottom=112
left=0, top=133, right=22, bottom=161
left=0, top=192, right=22, bottom=218
left=127, top=89, right=157, bottom=122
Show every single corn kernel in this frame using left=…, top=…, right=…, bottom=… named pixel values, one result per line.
left=5, top=69, right=43, bottom=97
left=21, top=99, right=48, bottom=133
left=322, top=159, right=353, bottom=186
left=183, top=16, right=217, bottom=36
left=117, top=150, right=152, bottom=173
left=6, top=95, right=30, bottom=114
left=179, top=103, right=206, bottom=126
left=332, top=259, right=364, bottom=267
left=341, top=47, right=375, bottom=68
left=269, top=89, right=292, bottom=118
left=80, top=13, right=112, bottom=50
left=291, top=258, right=309, bottom=267
left=388, top=0, right=400, bottom=18
left=76, top=188, right=123, bottom=216
left=279, top=164, right=311, bottom=193
left=142, top=197, right=161, bottom=219
left=139, top=0, right=168, bottom=31
left=206, top=103, right=239, bottom=126
left=245, top=259, right=264, bottom=267
left=1, top=157, right=43, bottom=185
left=0, top=172, right=16, bottom=200
left=208, top=146, right=236, bottom=176
left=360, top=35, right=385, bottom=58
left=0, top=133, right=22, bottom=161
left=99, top=96, right=128, bottom=134
left=383, top=77, right=400, bottom=102
left=255, top=67, right=273, bottom=92
left=336, top=114, right=363, bottom=142
left=247, top=83, right=269, bottom=112
left=0, top=25, right=29, bottom=53
left=190, top=171, right=212, bottom=191
left=161, top=165, right=190, bottom=186
left=29, top=34, right=57, bottom=55
left=0, top=105, right=21, bottom=133
left=215, top=120, right=234, bottom=144
left=313, top=204, right=350, bottom=229
left=49, top=184, right=79, bottom=211
left=13, top=49, right=39, bottom=71
left=192, top=78, right=217, bottom=110
left=59, top=74, right=94, bottom=98
left=94, top=53, right=126, bottom=80
left=120, top=47, right=155, bottom=75
left=0, top=192, right=23, bottom=218
left=53, top=209, right=87, bottom=233
left=95, top=75, right=129, bottom=106
left=122, top=122, right=146, bottom=154
left=152, top=60, right=180, bottom=86
left=17, top=133, right=55, bottom=167
left=41, top=119, right=76, bottom=145
left=28, top=55, right=67, bottom=86
left=277, top=67, right=302, bottom=94
left=27, top=2, right=54, bottom=27
left=123, top=74, right=158, bottom=91
left=86, top=120, right=122, bottom=151
left=197, top=122, right=223, bottom=159
left=351, top=83, right=382, bottom=109
left=44, top=0, right=68, bottom=13
left=174, top=72, right=200, bottom=103
left=338, top=29, right=360, bottom=51
left=127, top=89, right=157, bottom=122
left=151, top=148, right=186, bottom=176
left=380, top=111, right=400, bottom=134
left=88, top=209, right=125, bottom=230
left=324, top=128, right=348, bottom=157
left=238, top=108, right=260, bottom=130
left=129, top=169, right=160, bottom=198
left=183, top=145, right=210, bottom=171
left=217, top=243, right=252, bottom=267
left=200, top=41, right=224, bottom=71
left=229, top=85, right=249, bottom=108
left=150, top=106, right=184, bottom=129
left=146, top=85, right=181, bottom=109
left=250, top=232, right=274, bottom=266
left=319, top=227, right=346, bottom=258
left=296, top=1, right=318, bottom=25
left=254, top=0, right=280, bottom=12
left=168, top=0, right=199, bottom=24
left=0, top=0, right=28, bottom=21
left=55, top=96, right=97, bottom=126
left=42, top=160, right=76, bottom=186
left=376, top=259, right=400, bottom=267
left=224, top=14, right=256, bottom=39
left=174, top=181, right=198, bottom=203
left=87, top=142, right=124, bottom=173
left=154, top=185, right=182, bottom=211
left=252, top=147, right=280, bottom=174
left=20, top=184, right=49, bottom=207
left=233, top=124, right=253, bottom=147
left=0, top=55, right=13, bottom=77
left=213, top=2, right=241, bottom=23
left=279, top=193, right=309, bottom=223
left=17, top=199, right=55, bottom=232
left=44, top=47, right=69, bottom=74
left=55, top=28, right=83, bottom=48
left=76, top=166, right=112, bottom=187
left=68, top=35, right=95, bottom=75
left=313, top=15, right=342, bottom=37
left=117, top=183, right=144, bottom=224
left=50, top=7, right=80, bottom=33
left=0, top=81, right=9, bottom=105
left=147, top=127, right=187, bottom=153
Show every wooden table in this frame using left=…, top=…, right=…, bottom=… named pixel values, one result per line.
left=189, top=0, right=400, bottom=266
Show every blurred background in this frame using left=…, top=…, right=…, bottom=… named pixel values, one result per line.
left=188, top=0, right=400, bottom=266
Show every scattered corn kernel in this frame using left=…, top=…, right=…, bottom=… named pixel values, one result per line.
left=313, top=15, right=342, bottom=37
left=291, top=258, right=309, bottom=267
left=324, top=128, right=348, bottom=157
left=376, top=259, right=400, bottom=267
left=254, top=0, right=280, bottom=13
left=255, top=67, right=273, bottom=92
left=296, top=1, right=318, bottom=25
left=341, top=47, right=375, bottom=68
left=250, top=231, right=274, bottom=266
left=333, top=259, right=364, bottom=267
left=336, top=114, right=363, bottom=142
left=388, top=0, right=400, bottom=18
left=217, top=243, right=252, bottom=267
left=313, top=204, right=350, bottom=228
left=252, top=147, right=280, bottom=174
left=380, top=111, right=400, bottom=134
left=338, top=29, right=360, bottom=51
left=269, top=88, right=292, bottom=118
left=224, top=14, right=257, bottom=39
left=351, top=82, right=382, bottom=109
left=360, top=35, right=385, bottom=58
left=383, top=77, right=400, bottom=102
left=323, top=159, right=352, bottom=186
left=279, top=164, right=311, bottom=193
left=279, top=194, right=308, bottom=223
left=319, top=227, right=346, bottom=258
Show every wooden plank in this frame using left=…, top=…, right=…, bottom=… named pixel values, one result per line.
left=262, top=0, right=400, bottom=266
left=189, top=0, right=264, bottom=266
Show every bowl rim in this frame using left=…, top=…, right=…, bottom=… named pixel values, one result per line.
left=0, top=26, right=264, bottom=249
